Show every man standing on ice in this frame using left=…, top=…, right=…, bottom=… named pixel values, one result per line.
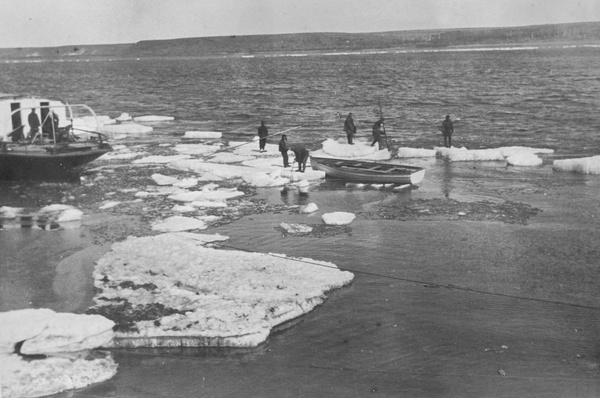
left=258, top=121, right=268, bottom=152
left=343, top=113, right=356, bottom=145
left=441, top=115, right=454, bottom=148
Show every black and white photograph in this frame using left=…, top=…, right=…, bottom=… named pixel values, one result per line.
left=1, top=1, right=600, bottom=397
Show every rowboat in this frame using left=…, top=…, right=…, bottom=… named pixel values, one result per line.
left=310, top=156, right=425, bottom=185
left=0, top=94, right=112, bottom=181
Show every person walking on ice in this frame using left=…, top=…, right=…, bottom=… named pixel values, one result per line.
left=258, top=121, right=268, bottom=152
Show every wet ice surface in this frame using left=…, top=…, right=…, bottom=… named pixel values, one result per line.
left=2, top=150, right=600, bottom=397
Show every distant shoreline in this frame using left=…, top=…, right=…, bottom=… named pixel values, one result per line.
left=1, top=21, right=599, bottom=61
left=1, top=40, right=599, bottom=63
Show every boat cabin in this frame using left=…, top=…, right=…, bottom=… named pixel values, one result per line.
left=0, top=94, right=68, bottom=142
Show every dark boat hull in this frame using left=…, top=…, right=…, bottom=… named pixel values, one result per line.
left=310, top=156, right=425, bottom=185
left=0, top=143, right=111, bottom=181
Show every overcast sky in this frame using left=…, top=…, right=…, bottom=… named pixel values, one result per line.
left=1, top=0, right=599, bottom=48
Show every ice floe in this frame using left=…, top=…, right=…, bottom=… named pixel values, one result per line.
left=133, top=115, right=175, bottom=122
left=506, top=152, right=543, bottom=166
left=300, top=203, right=319, bottom=213
left=89, top=233, right=354, bottom=347
left=322, top=212, right=356, bottom=225
left=312, top=138, right=391, bottom=160
left=0, top=309, right=117, bottom=398
left=183, top=131, right=222, bottom=139
left=553, top=155, right=600, bottom=174
left=396, top=147, right=437, bottom=158
left=0, top=206, right=22, bottom=218
left=435, top=146, right=553, bottom=164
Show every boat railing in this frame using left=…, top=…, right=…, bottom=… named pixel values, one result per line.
left=9, top=103, right=107, bottom=145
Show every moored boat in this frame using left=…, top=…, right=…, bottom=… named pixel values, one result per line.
left=0, top=94, right=112, bottom=181
left=310, top=156, right=425, bottom=185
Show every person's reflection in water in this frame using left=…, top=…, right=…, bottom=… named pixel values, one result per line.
left=280, top=186, right=309, bottom=206
left=442, top=161, right=454, bottom=199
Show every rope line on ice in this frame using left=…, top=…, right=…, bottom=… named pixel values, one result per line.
left=213, top=243, right=600, bottom=312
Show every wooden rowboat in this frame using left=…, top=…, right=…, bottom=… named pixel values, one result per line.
left=310, top=156, right=425, bottom=185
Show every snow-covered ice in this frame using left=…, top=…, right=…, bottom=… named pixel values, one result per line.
left=90, top=233, right=354, bottom=348
left=0, top=309, right=117, bottom=398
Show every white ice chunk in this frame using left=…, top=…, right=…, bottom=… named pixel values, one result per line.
left=99, top=201, right=121, bottom=210
left=0, top=206, right=22, bottom=218
left=553, top=155, right=600, bottom=174
left=57, top=209, right=84, bottom=223
left=183, top=131, right=222, bottom=139
left=506, top=152, right=543, bottom=166
left=498, top=146, right=554, bottom=157
left=435, top=146, right=505, bottom=161
left=152, top=173, right=180, bottom=186
left=133, top=115, right=174, bottom=122
left=116, top=112, right=132, bottom=121
left=322, top=212, right=356, bottom=225
left=172, top=204, right=196, bottom=213
left=301, top=203, right=319, bottom=213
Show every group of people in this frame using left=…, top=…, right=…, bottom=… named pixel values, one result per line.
left=257, top=113, right=455, bottom=171
left=258, top=121, right=309, bottom=172
left=343, top=112, right=387, bottom=150
left=8, top=108, right=62, bottom=142
left=344, top=112, right=455, bottom=149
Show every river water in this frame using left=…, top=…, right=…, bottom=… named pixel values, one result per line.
left=1, top=46, right=600, bottom=397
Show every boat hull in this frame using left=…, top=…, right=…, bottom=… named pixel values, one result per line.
left=310, top=156, right=425, bottom=185
left=0, top=143, right=111, bottom=181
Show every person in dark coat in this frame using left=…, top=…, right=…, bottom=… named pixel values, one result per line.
left=371, top=118, right=385, bottom=150
left=441, top=115, right=454, bottom=148
left=279, top=134, right=290, bottom=167
left=291, top=144, right=309, bottom=172
left=258, top=121, right=268, bottom=152
left=27, top=109, right=40, bottom=140
left=343, top=113, right=356, bottom=145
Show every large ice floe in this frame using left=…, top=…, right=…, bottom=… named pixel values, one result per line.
left=435, top=146, right=553, bottom=165
left=552, top=155, right=600, bottom=174
left=88, top=232, right=354, bottom=348
left=0, top=309, right=117, bottom=398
